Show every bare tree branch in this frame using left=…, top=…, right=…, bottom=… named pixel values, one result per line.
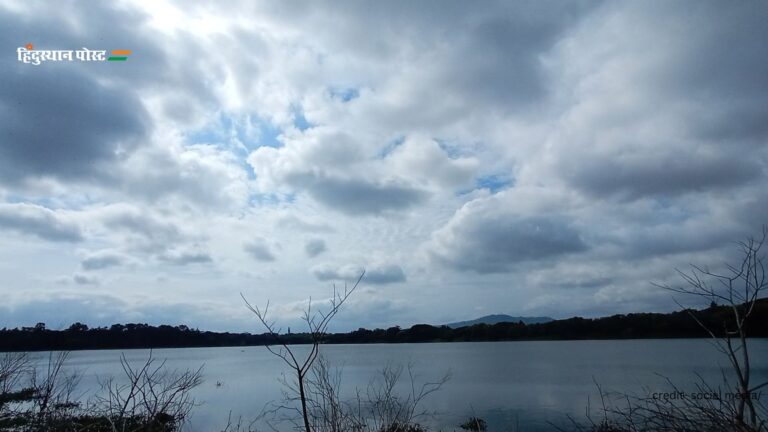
left=242, top=271, right=365, bottom=432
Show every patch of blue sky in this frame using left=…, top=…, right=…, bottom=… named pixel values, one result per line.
left=283, top=193, right=297, bottom=204
left=255, top=118, right=283, bottom=148
left=377, top=136, right=405, bottom=159
left=476, top=175, right=513, bottom=193
left=185, top=114, right=284, bottom=185
left=186, top=126, right=225, bottom=147
left=435, top=138, right=475, bottom=159
left=186, top=112, right=234, bottom=147
left=453, top=174, right=514, bottom=197
left=186, top=113, right=282, bottom=152
left=292, top=107, right=312, bottom=131
left=249, top=192, right=296, bottom=206
left=329, top=86, right=360, bottom=102
left=3, top=193, right=60, bottom=209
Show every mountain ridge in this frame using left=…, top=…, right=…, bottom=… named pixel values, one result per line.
left=445, top=314, right=554, bottom=329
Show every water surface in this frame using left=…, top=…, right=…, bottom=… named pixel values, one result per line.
left=35, top=339, right=768, bottom=431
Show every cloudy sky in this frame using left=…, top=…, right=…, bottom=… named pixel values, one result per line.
left=1, top=1, right=767, bottom=332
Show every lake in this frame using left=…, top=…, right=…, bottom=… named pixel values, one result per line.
left=30, top=339, right=768, bottom=431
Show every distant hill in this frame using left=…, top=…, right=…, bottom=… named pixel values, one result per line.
left=446, top=314, right=554, bottom=329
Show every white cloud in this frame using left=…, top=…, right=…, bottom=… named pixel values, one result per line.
left=117, top=140, right=253, bottom=209
left=385, top=136, right=479, bottom=191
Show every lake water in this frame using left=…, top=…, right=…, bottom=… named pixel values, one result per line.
left=30, top=339, right=768, bottom=431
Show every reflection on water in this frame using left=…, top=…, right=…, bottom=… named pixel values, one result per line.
left=31, top=339, right=768, bottom=431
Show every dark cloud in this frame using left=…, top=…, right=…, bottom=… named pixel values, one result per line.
left=0, top=3, right=226, bottom=206
left=438, top=2, right=594, bottom=111
left=312, top=263, right=405, bottom=285
left=622, top=229, right=733, bottom=259
left=0, top=3, right=156, bottom=187
left=249, top=137, right=430, bottom=215
left=99, top=206, right=189, bottom=251
left=365, top=265, right=407, bottom=284
left=312, top=264, right=349, bottom=281
left=244, top=239, right=276, bottom=262
left=565, top=152, right=762, bottom=200
left=0, top=203, right=82, bottom=242
left=258, top=0, right=600, bottom=112
left=72, top=273, right=99, bottom=286
left=549, top=2, right=768, bottom=201
left=431, top=213, right=588, bottom=273
left=304, top=238, right=326, bottom=258
left=0, top=67, right=148, bottom=185
left=81, top=250, right=126, bottom=270
left=157, top=249, right=213, bottom=266
left=295, top=173, right=428, bottom=216
left=595, top=212, right=748, bottom=260
left=655, top=3, right=768, bottom=135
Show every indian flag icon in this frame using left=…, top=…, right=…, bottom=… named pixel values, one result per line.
left=108, top=50, right=132, bottom=61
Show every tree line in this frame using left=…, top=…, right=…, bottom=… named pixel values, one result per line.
left=1, top=299, right=766, bottom=352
